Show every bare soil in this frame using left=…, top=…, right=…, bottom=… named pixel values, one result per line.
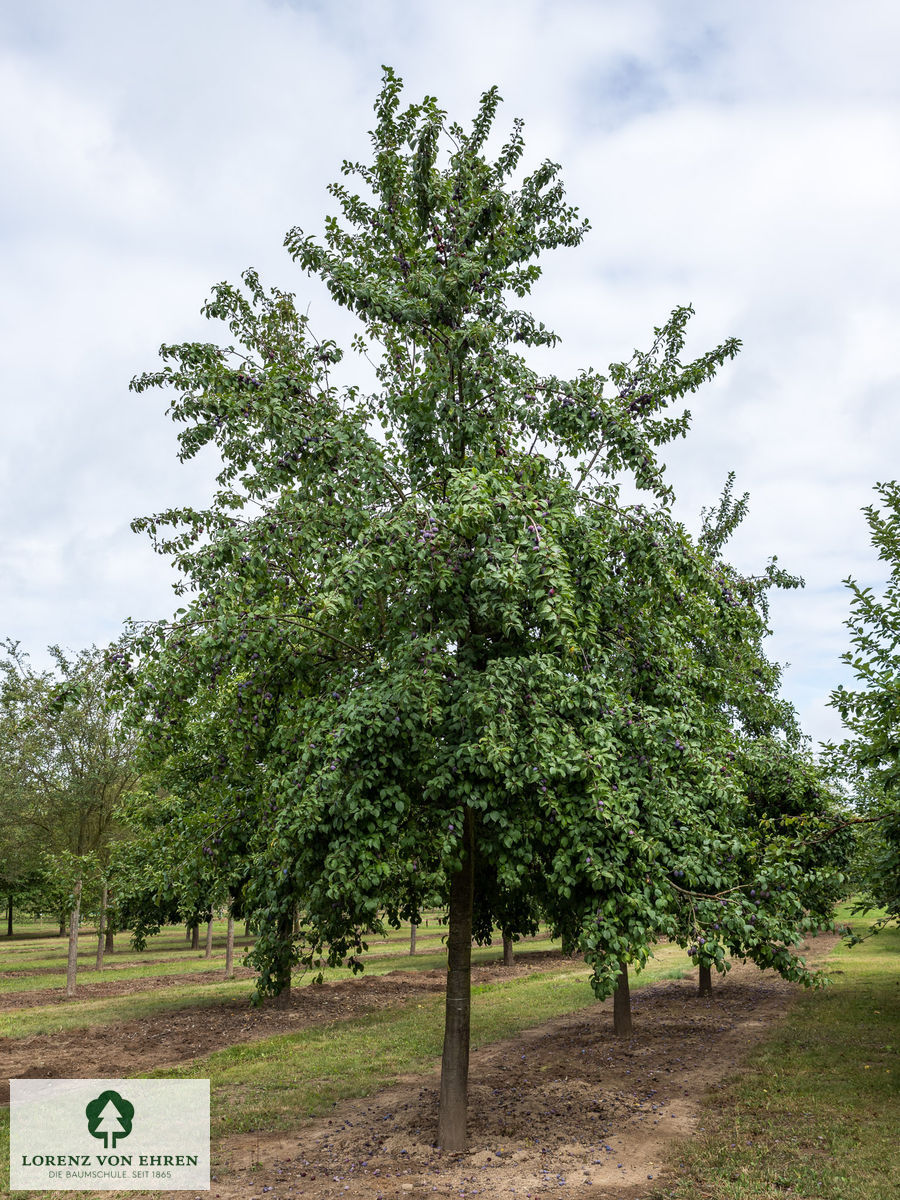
left=209, top=936, right=839, bottom=1200
left=0, top=951, right=564, bottom=1103
left=1, top=937, right=839, bottom=1199
left=0, top=966, right=258, bottom=1008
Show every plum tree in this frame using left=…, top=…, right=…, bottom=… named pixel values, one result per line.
left=829, top=481, right=900, bottom=936
left=120, top=69, right=823, bottom=1150
left=676, top=738, right=851, bottom=993
left=0, top=643, right=135, bottom=994
left=644, top=481, right=853, bottom=999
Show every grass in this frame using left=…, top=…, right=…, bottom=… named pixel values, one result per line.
left=0, top=953, right=252, bottom=996
left=651, top=905, right=900, bottom=1200
left=0, top=941, right=694, bottom=1195
left=0, top=911, right=518, bottom=986
left=154, top=944, right=694, bottom=1140
left=0, top=930, right=561, bottom=1039
left=11, top=904, right=896, bottom=1198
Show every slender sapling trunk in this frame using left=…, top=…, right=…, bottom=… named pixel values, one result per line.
left=95, top=884, right=108, bottom=971
left=65, top=878, right=83, bottom=1000
left=409, top=922, right=417, bottom=955
left=6, top=894, right=12, bottom=937
left=191, top=923, right=200, bottom=951
left=437, top=806, right=475, bottom=1153
left=205, top=917, right=214, bottom=959
left=274, top=908, right=293, bottom=1005
left=225, top=910, right=235, bottom=979
left=502, top=931, right=514, bottom=967
left=613, top=960, right=632, bottom=1037
left=105, top=924, right=114, bottom=954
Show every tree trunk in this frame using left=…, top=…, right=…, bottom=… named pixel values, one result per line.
left=204, top=917, right=214, bottom=959
left=437, top=807, right=475, bottom=1153
left=502, top=931, right=514, bottom=967
left=244, top=919, right=251, bottom=937
left=225, top=910, right=235, bottom=980
left=699, top=963, right=712, bottom=997
left=191, top=923, right=200, bottom=951
left=6, top=894, right=12, bottom=937
left=59, top=915, right=66, bottom=937
left=613, top=961, right=632, bottom=1037
left=65, top=879, right=83, bottom=1000
left=95, top=884, right=108, bottom=971
left=186, top=923, right=192, bottom=941
left=273, top=909, right=293, bottom=1005
left=409, top=922, right=417, bottom=955
left=105, top=924, right=114, bottom=954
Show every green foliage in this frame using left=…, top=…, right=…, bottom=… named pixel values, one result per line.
left=672, top=738, right=852, bottom=982
left=111, top=779, right=231, bottom=951
left=829, top=481, right=900, bottom=933
left=0, top=642, right=136, bottom=917
left=118, top=69, right=837, bottom=1011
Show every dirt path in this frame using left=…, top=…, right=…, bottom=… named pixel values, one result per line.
left=0, top=967, right=259, bottom=1009
left=0, top=951, right=565, bottom=1104
left=204, top=935, right=839, bottom=1200
left=0, top=943, right=558, bottom=1008
left=2, top=937, right=839, bottom=1198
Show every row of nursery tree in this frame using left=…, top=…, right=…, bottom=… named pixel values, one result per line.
left=1, top=70, right=897, bottom=1151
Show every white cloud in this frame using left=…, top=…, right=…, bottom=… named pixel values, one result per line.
left=2, top=0, right=899, bottom=750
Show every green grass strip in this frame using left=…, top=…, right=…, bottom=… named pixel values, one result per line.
left=154, top=946, right=691, bottom=1139
left=0, top=939, right=561, bottom=1039
left=0, top=946, right=692, bottom=1195
left=650, top=912, right=900, bottom=1200
left=0, top=956, right=252, bottom=996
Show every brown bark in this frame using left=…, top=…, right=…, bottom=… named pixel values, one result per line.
left=409, top=922, right=417, bottom=955
left=6, top=895, right=12, bottom=937
left=244, top=919, right=251, bottom=937
left=65, top=879, right=83, bottom=1000
left=437, top=806, right=474, bottom=1152
left=95, top=884, right=108, bottom=971
left=273, top=909, right=293, bottom=1005
left=613, top=960, right=632, bottom=1036
left=105, top=924, right=114, bottom=953
left=502, top=931, right=514, bottom=967
left=59, top=915, right=66, bottom=937
left=225, top=910, right=235, bottom=979
left=190, top=923, right=200, bottom=951
left=204, top=917, right=214, bottom=959
left=699, top=963, right=713, bottom=997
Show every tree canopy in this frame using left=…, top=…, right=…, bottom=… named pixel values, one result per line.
left=119, top=69, right=846, bottom=1149
left=0, top=642, right=134, bottom=877
left=830, top=480, right=900, bottom=933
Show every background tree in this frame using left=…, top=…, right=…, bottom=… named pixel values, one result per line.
left=829, top=480, right=900, bottom=935
left=120, top=69, right=824, bottom=1150
left=0, top=642, right=136, bottom=994
left=0, top=809, right=47, bottom=938
left=648, top=481, right=852, bottom=1000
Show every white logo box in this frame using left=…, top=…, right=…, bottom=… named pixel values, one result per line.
left=10, top=1079, right=209, bottom=1191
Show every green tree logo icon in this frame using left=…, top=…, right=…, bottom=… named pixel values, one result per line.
left=85, top=1090, right=134, bottom=1149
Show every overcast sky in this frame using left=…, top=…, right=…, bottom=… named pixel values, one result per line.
left=2, top=0, right=898, bottom=750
